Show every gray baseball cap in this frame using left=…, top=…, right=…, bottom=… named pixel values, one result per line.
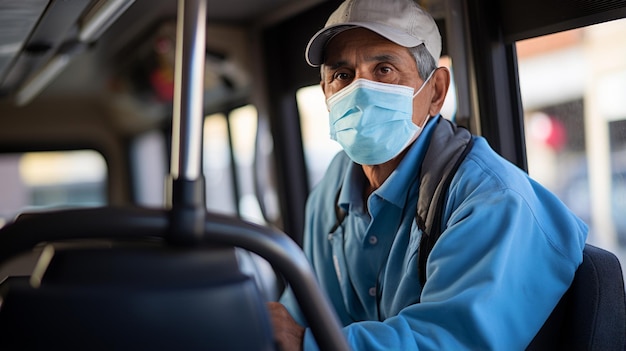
left=305, top=0, right=442, bottom=67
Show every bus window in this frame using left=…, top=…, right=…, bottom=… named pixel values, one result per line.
left=203, top=105, right=264, bottom=223
left=204, top=113, right=237, bottom=216
left=130, top=130, right=167, bottom=207
left=0, top=150, right=107, bottom=226
left=229, top=105, right=264, bottom=223
left=296, top=85, right=342, bottom=189
left=296, top=56, right=457, bottom=189
left=517, top=18, right=626, bottom=266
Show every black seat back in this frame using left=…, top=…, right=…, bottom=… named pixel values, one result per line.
left=528, top=244, right=626, bottom=350
left=0, top=245, right=275, bottom=350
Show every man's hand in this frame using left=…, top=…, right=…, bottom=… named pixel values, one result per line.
left=267, top=302, right=305, bottom=351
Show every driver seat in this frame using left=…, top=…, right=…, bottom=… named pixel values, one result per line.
left=528, top=244, right=626, bottom=350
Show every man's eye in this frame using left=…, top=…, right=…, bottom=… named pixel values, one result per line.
left=334, top=72, right=351, bottom=80
left=379, top=66, right=392, bottom=74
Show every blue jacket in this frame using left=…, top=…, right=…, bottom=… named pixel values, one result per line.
left=281, top=115, right=588, bottom=350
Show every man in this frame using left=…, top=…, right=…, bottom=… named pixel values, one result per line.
left=268, top=0, right=588, bottom=350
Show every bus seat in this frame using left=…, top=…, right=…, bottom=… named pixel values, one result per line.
left=0, top=207, right=349, bottom=350
left=527, top=244, right=626, bottom=350
left=0, top=245, right=277, bottom=350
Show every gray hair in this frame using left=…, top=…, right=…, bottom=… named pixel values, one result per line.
left=408, top=44, right=437, bottom=81
left=319, top=44, right=437, bottom=81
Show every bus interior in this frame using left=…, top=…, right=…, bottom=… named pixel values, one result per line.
left=0, top=0, right=625, bottom=349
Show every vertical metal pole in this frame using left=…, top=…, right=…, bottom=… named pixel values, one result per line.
left=167, top=0, right=207, bottom=244
left=171, top=0, right=206, bottom=181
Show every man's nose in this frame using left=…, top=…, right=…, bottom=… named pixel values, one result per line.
left=353, top=70, right=374, bottom=82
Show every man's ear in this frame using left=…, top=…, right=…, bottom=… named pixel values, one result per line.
left=428, top=67, right=451, bottom=116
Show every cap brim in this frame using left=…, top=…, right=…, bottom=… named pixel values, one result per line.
left=305, top=22, right=424, bottom=67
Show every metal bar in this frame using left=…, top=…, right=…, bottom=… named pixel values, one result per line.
left=170, top=0, right=206, bottom=181
left=166, top=0, right=207, bottom=244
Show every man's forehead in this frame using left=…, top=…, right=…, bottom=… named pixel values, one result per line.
left=323, top=29, right=411, bottom=65
left=324, top=53, right=406, bottom=70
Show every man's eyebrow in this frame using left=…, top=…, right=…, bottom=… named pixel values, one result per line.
left=326, top=60, right=349, bottom=70
left=367, top=54, right=401, bottom=64
left=325, top=54, right=400, bottom=70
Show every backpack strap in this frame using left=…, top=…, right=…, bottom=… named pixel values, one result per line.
left=416, top=118, right=473, bottom=287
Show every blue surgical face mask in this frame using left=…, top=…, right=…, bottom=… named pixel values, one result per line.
left=326, top=73, right=434, bottom=165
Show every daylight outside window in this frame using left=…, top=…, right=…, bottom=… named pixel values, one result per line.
left=517, top=18, right=626, bottom=269
left=203, top=105, right=264, bottom=223
left=0, top=150, right=107, bottom=227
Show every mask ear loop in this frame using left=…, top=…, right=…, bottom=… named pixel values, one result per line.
left=413, top=68, right=438, bottom=98
left=407, top=68, right=439, bottom=147
left=412, top=68, right=439, bottom=130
